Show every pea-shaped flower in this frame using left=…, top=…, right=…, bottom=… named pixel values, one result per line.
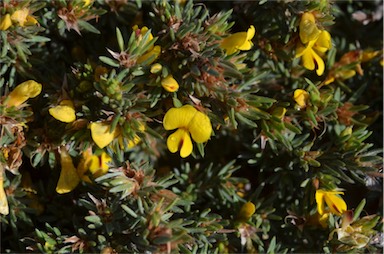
left=161, top=74, right=179, bottom=92
left=220, top=25, right=255, bottom=55
left=315, top=189, right=347, bottom=216
left=293, top=89, right=309, bottom=109
left=4, top=80, right=42, bottom=108
left=163, top=105, right=212, bottom=158
left=237, top=201, right=256, bottom=222
left=295, top=30, right=332, bottom=76
left=49, top=100, right=76, bottom=123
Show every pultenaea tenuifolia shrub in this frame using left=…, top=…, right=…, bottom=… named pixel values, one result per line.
left=0, top=0, right=383, bottom=253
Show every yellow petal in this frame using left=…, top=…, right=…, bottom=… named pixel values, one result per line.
left=361, top=50, right=380, bottom=62
left=90, top=122, right=118, bottom=149
left=49, top=100, right=76, bottom=123
left=11, top=8, right=29, bottom=27
left=315, top=189, right=326, bottom=215
left=167, top=128, right=193, bottom=158
left=246, top=25, right=255, bottom=41
left=89, top=152, right=111, bottom=177
left=0, top=171, right=9, bottom=215
left=163, top=105, right=197, bottom=130
left=56, top=148, right=80, bottom=194
left=237, top=25, right=255, bottom=50
left=83, top=0, right=93, bottom=7
left=301, top=49, right=316, bottom=71
left=220, top=32, right=247, bottom=55
left=295, top=43, right=309, bottom=58
left=271, top=107, right=287, bottom=119
left=318, top=212, right=330, bottom=228
left=77, top=150, right=92, bottom=182
left=137, top=45, right=161, bottom=65
left=293, top=89, right=309, bottom=108
left=313, top=51, right=325, bottom=76
left=161, top=75, right=179, bottom=92
left=188, top=110, right=212, bottom=143
left=0, top=14, right=12, bottom=31
left=299, top=12, right=321, bottom=44
left=324, top=192, right=347, bottom=215
left=127, top=135, right=141, bottom=148
left=5, top=80, right=42, bottom=107
left=25, top=15, right=38, bottom=26
left=314, top=30, right=332, bottom=53
left=238, top=201, right=256, bottom=221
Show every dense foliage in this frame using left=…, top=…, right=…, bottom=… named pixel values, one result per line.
left=0, top=0, right=382, bottom=253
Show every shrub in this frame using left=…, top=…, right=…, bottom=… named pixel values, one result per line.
left=1, top=0, right=382, bottom=253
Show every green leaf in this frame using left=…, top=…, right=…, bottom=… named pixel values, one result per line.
left=116, top=27, right=124, bottom=52
left=353, top=199, right=366, bottom=222
left=99, top=56, right=120, bottom=67
left=78, top=20, right=100, bottom=34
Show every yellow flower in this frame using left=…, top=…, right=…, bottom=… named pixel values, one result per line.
left=293, top=89, right=309, bottom=109
left=5, top=80, right=42, bottom=108
left=0, top=14, right=12, bottom=31
left=89, top=152, right=112, bottom=178
left=137, top=45, right=161, bottom=65
left=237, top=201, right=256, bottom=222
left=150, top=63, right=163, bottom=74
left=118, top=123, right=145, bottom=150
left=11, top=8, right=38, bottom=27
left=315, top=189, right=347, bottom=216
left=56, top=147, right=80, bottom=194
left=295, top=30, right=332, bottom=76
left=0, top=170, right=9, bottom=215
left=132, top=25, right=161, bottom=65
left=133, top=25, right=154, bottom=43
left=220, top=25, right=255, bottom=55
left=89, top=122, right=119, bottom=149
left=161, top=74, right=179, bottom=92
left=49, top=100, right=76, bottom=123
left=299, top=12, right=321, bottom=44
left=271, top=107, right=287, bottom=119
left=83, top=0, right=93, bottom=7
left=163, top=105, right=212, bottom=158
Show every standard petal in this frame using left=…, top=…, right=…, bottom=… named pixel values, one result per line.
left=56, top=148, right=80, bottom=194
left=11, top=8, right=29, bottom=27
left=90, top=122, right=118, bottom=149
left=163, top=105, right=197, bottom=130
left=315, top=189, right=326, bottom=215
left=299, top=12, right=321, bottom=44
left=188, top=111, right=212, bottom=143
left=324, top=192, right=347, bottom=215
left=167, top=128, right=193, bottom=158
